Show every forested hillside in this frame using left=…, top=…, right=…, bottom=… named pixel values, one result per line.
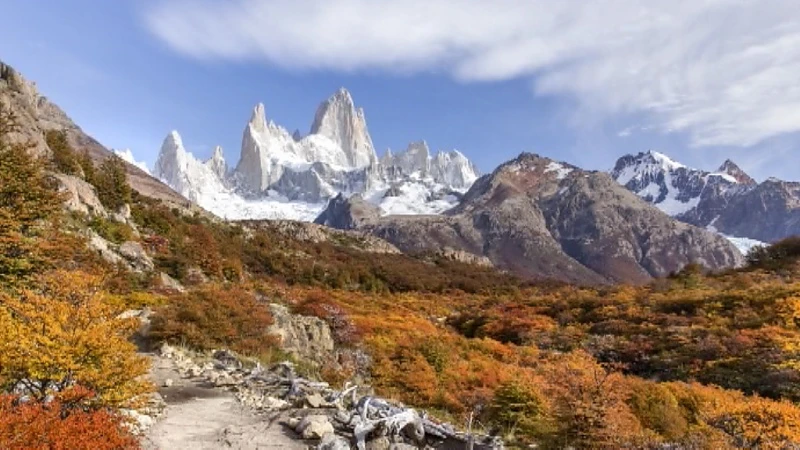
left=3, top=101, right=800, bottom=448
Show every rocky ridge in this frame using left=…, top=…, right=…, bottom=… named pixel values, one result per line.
left=612, top=150, right=800, bottom=243
left=317, top=153, right=744, bottom=284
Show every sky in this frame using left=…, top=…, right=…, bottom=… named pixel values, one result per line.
left=1, top=0, right=799, bottom=181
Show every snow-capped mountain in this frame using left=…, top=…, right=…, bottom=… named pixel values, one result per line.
left=151, top=89, right=480, bottom=221
left=609, top=151, right=800, bottom=249
left=114, top=148, right=150, bottom=174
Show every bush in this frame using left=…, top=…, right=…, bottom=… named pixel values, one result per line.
left=149, top=285, right=278, bottom=355
left=88, top=216, right=135, bottom=244
left=0, top=271, right=152, bottom=407
left=0, top=387, right=138, bottom=450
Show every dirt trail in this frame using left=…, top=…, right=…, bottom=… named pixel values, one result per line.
left=142, top=355, right=305, bottom=450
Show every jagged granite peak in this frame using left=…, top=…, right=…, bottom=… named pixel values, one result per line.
left=129, top=85, right=482, bottom=220
left=205, top=145, right=227, bottom=179
left=384, top=141, right=431, bottom=176
left=718, top=159, right=756, bottom=185
left=310, top=88, right=377, bottom=169
left=318, top=152, right=743, bottom=284
left=155, top=130, right=228, bottom=204
left=234, top=102, right=297, bottom=192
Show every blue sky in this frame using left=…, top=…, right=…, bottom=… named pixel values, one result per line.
left=1, top=0, right=798, bottom=180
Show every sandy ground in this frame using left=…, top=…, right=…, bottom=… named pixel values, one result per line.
left=142, top=354, right=306, bottom=450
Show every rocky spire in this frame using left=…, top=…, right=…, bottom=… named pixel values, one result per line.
left=236, top=103, right=270, bottom=192
left=154, top=131, right=190, bottom=190
left=718, top=159, right=756, bottom=185
left=309, top=88, right=377, bottom=169
left=205, top=145, right=227, bottom=179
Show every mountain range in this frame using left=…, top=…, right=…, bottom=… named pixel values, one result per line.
left=153, top=88, right=479, bottom=221
left=5, top=58, right=798, bottom=284
left=611, top=151, right=800, bottom=245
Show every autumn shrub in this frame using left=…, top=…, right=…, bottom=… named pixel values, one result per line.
left=0, top=106, right=66, bottom=286
left=0, top=270, right=151, bottom=407
left=0, top=387, right=138, bottom=450
left=295, top=290, right=363, bottom=345
left=149, top=284, right=278, bottom=355
left=747, top=236, right=800, bottom=270
left=487, top=379, right=551, bottom=441
left=88, top=216, right=135, bottom=244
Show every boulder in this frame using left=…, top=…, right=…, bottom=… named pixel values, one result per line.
left=295, top=415, right=335, bottom=440
left=267, top=304, right=335, bottom=364
left=118, top=241, right=154, bottom=271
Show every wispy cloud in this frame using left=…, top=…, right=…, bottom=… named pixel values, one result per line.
left=143, top=0, right=800, bottom=148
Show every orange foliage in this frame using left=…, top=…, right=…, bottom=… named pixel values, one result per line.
left=149, top=284, right=277, bottom=355
left=0, top=388, right=138, bottom=450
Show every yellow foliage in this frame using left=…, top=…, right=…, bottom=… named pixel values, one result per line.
left=0, top=270, right=152, bottom=407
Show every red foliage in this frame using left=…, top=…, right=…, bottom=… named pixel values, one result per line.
left=0, top=388, right=139, bottom=450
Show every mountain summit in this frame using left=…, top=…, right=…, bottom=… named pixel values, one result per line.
left=153, top=89, right=480, bottom=220
left=612, top=151, right=800, bottom=243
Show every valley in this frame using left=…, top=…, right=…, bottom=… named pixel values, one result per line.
left=3, top=55, right=800, bottom=450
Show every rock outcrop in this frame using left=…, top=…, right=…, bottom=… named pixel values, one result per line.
left=267, top=304, right=335, bottom=364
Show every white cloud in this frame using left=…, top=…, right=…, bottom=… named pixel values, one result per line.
left=144, top=0, right=800, bottom=148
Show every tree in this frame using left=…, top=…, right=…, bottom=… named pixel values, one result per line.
left=45, top=129, right=81, bottom=176
left=0, top=104, right=65, bottom=286
left=94, top=155, right=131, bottom=211
left=0, top=270, right=151, bottom=408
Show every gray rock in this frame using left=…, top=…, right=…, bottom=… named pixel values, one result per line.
left=296, top=415, right=335, bottom=440
left=305, top=392, right=326, bottom=408
left=318, top=434, right=351, bottom=450
left=118, top=241, right=154, bottom=271
left=268, top=304, right=335, bottom=364
left=55, top=174, right=107, bottom=217
left=155, top=272, right=185, bottom=293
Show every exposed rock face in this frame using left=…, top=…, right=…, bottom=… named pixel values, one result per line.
left=267, top=304, right=335, bottom=364
left=315, top=193, right=382, bottom=230
left=310, top=88, right=377, bottom=169
left=612, top=151, right=800, bottom=243
left=318, top=153, right=743, bottom=284
left=55, top=174, right=108, bottom=217
left=0, top=60, right=189, bottom=208
left=241, top=220, right=401, bottom=255
left=118, top=241, right=155, bottom=272
left=205, top=145, right=227, bottom=179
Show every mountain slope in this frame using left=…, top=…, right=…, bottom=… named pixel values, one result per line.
left=317, top=153, right=743, bottom=284
left=0, top=60, right=188, bottom=207
left=612, top=150, right=800, bottom=243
